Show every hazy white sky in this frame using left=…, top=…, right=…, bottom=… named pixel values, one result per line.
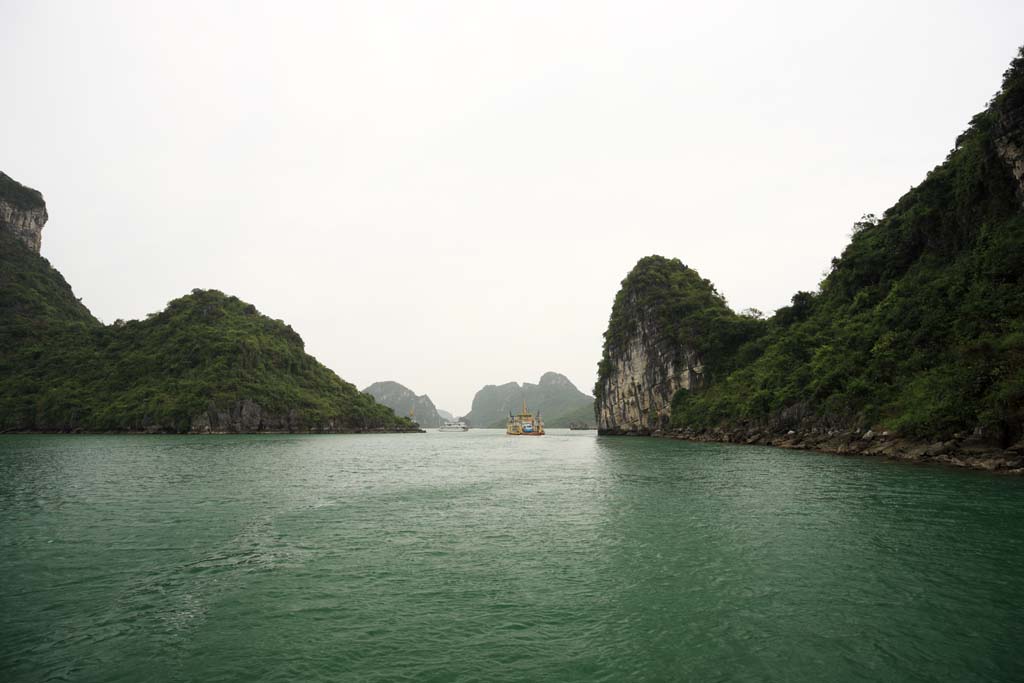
left=3, top=1, right=1022, bottom=414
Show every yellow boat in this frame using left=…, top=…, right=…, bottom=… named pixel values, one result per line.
left=507, top=400, right=545, bottom=436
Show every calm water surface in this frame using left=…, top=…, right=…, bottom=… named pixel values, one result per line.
left=2, top=430, right=1022, bottom=681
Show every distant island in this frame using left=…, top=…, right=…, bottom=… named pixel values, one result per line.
left=464, top=372, right=595, bottom=428
left=595, top=48, right=1024, bottom=472
left=0, top=173, right=417, bottom=434
left=363, top=381, right=445, bottom=428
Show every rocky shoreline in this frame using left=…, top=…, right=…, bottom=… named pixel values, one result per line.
left=601, top=427, right=1024, bottom=474
left=1, top=427, right=426, bottom=435
left=0, top=399, right=426, bottom=435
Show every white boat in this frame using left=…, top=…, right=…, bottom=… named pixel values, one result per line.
left=438, top=420, right=469, bottom=432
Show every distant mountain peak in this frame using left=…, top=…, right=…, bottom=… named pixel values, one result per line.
left=464, top=371, right=594, bottom=428
left=539, top=371, right=574, bottom=388
left=363, top=380, right=442, bottom=427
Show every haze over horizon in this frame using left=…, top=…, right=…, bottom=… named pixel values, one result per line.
left=3, top=1, right=1022, bottom=414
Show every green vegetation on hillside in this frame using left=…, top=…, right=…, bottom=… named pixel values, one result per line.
left=661, top=47, right=1024, bottom=444
left=0, top=172, right=45, bottom=210
left=595, top=256, right=765, bottom=408
left=466, top=372, right=595, bottom=428
left=363, top=381, right=442, bottom=428
left=0, top=223, right=410, bottom=433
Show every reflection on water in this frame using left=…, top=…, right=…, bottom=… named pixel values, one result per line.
left=1, top=432, right=1022, bottom=682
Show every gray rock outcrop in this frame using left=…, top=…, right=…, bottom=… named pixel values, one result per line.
left=996, top=122, right=1024, bottom=207
left=994, top=52, right=1024, bottom=205
left=595, top=318, right=704, bottom=434
left=0, top=172, right=48, bottom=253
left=188, top=400, right=380, bottom=433
left=594, top=256, right=727, bottom=435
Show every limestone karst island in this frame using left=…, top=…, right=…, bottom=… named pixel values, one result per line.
left=0, top=177, right=418, bottom=435
left=595, top=53, right=1024, bottom=472
left=3, top=7, right=1024, bottom=681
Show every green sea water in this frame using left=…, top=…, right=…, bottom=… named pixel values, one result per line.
left=2, top=430, right=1022, bottom=682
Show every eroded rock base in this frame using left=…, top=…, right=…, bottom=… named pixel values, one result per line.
left=630, top=428, right=1024, bottom=474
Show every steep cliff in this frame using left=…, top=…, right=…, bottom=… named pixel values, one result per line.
left=595, top=257, right=760, bottom=434
left=994, top=48, right=1024, bottom=203
left=0, top=174, right=414, bottom=434
left=465, top=371, right=595, bottom=428
left=363, top=381, right=442, bottom=427
left=595, top=47, right=1024, bottom=463
left=0, top=172, right=48, bottom=253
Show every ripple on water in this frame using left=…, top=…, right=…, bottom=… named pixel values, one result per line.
left=0, top=432, right=1023, bottom=682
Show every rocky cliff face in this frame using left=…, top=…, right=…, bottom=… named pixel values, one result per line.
left=594, top=256, right=740, bottom=435
left=188, top=400, right=414, bottom=434
left=995, top=126, right=1024, bottom=204
left=596, top=316, right=704, bottom=434
left=0, top=172, right=48, bottom=253
left=995, top=82, right=1024, bottom=204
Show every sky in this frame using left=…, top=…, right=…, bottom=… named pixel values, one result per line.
left=3, top=1, right=1022, bottom=415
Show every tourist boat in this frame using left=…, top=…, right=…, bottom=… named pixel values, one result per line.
left=507, top=401, right=545, bottom=436
left=439, top=420, right=469, bottom=432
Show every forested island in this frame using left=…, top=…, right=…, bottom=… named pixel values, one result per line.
left=363, top=381, right=445, bottom=428
left=595, top=48, right=1024, bottom=471
left=464, top=372, right=595, bottom=428
left=0, top=174, right=416, bottom=434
